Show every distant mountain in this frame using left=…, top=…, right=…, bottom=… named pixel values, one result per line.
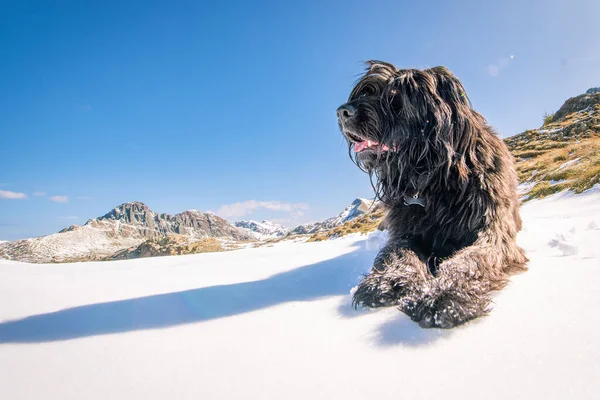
left=0, top=199, right=383, bottom=263
left=234, top=220, right=289, bottom=239
left=0, top=202, right=253, bottom=263
left=289, top=198, right=377, bottom=235
left=235, top=199, right=378, bottom=239
left=83, top=201, right=251, bottom=240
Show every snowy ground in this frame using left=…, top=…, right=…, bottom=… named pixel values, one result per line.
left=1, top=189, right=599, bottom=399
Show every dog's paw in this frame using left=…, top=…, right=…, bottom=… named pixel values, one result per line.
left=415, top=304, right=461, bottom=329
left=400, top=294, right=486, bottom=329
left=351, top=271, right=405, bottom=309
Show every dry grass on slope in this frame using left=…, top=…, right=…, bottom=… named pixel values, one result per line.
left=307, top=209, right=385, bottom=242
left=505, top=104, right=600, bottom=200
left=106, top=235, right=224, bottom=260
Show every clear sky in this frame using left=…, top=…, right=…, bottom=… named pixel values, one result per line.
left=1, top=0, right=599, bottom=240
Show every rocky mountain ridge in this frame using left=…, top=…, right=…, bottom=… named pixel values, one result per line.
left=0, top=202, right=252, bottom=263
left=89, top=201, right=251, bottom=240
left=0, top=198, right=377, bottom=263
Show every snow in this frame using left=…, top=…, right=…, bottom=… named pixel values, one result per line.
left=557, top=157, right=581, bottom=170
left=517, top=180, right=536, bottom=195
left=325, top=197, right=375, bottom=226
left=234, top=219, right=289, bottom=239
left=0, top=221, right=144, bottom=263
left=291, top=198, right=376, bottom=235
left=548, top=179, right=570, bottom=186
left=1, top=189, right=600, bottom=399
left=537, top=127, right=563, bottom=134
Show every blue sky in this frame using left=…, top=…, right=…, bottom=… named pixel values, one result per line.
left=1, top=0, right=599, bottom=240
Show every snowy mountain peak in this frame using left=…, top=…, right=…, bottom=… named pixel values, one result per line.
left=234, top=220, right=289, bottom=239
left=339, top=198, right=376, bottom=222
left=289, top=198, right=378, bottom=235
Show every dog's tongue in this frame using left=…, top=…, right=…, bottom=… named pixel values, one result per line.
left=353, top=141, right=370, bottom=152
left=353, top=140, right=390, bottom=152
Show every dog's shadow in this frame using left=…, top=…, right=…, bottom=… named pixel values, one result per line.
left=0, top=242, right=447, bottom=346
left=337, top=296, right=451, bottom=346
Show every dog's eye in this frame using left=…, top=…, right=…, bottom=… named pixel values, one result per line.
left=359, top=87, right=375, bottom=98
left=390, top=88, right=397, bottom=95
left=357, top=84, right=378, bottom=99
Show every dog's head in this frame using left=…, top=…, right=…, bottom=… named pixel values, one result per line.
left=337, top=61, right=482, bottom=181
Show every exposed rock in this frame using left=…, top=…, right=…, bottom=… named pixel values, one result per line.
left=97, top=202, right=252, bottom=241
left=552, top=92, right=600, bottom=122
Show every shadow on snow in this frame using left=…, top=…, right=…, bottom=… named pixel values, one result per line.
left=0, top=241, right=448, bottom=346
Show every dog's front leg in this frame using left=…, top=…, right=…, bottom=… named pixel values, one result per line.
left=352, top=242, right=430, bottom=309
left=403, top=239, right=507, bottom=329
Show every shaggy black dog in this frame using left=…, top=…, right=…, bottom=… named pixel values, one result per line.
left=337, top=61, right=527, bottom=329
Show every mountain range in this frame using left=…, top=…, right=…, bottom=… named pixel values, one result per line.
left=0, top=198, right=377, bottom=263
left=0, top=202, right=252, bottom=263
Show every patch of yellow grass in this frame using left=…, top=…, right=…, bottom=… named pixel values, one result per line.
left=106, top=235, right=224, bottom=260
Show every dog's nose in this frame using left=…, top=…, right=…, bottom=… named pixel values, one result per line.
left=337, top=103, right=357, bottom=122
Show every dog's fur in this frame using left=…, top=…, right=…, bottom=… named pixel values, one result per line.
left=337, top=61, right=527, bottom=328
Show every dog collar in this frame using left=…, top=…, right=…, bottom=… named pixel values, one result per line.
left=403, top=193, right=426, bottom=207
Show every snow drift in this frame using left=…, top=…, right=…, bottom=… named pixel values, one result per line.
left=0, top=188, right=599, bottom=399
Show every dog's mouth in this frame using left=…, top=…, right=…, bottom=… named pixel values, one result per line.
left=342, top=129, right=392, bottom=154
left=353, top=140, right=390, bottom=153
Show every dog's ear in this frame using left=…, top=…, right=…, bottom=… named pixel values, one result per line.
left=427, top=67, right=482, bottom=181
left=427, top=66, right=471, bottom=108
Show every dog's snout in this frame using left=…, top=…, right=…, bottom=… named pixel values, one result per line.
left=337, top=103, right=357, bottom=122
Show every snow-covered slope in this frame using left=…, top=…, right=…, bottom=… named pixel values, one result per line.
left=234, top=220, right=289, bottom=239
left=324, top=197, right=376, bottom=226
left=1, top=189, right=599, bottom=399
left=290, top=197, right=377, bottom=235
left=0, top=220, right=144, bottom=263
